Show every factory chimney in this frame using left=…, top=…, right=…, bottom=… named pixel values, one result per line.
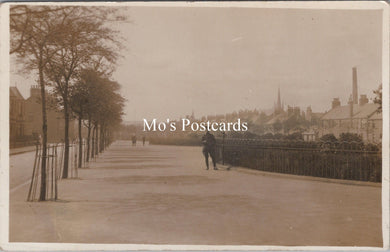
left=352, top=67, right=358, bottom=104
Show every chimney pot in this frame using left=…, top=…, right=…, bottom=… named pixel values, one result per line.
left=332, top=98, right=341, bottom=109
left=359, top=94, right=368, bottom=106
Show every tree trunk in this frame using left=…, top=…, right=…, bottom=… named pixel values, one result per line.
left=78, top=113, right=82, bottom=168
left=95, top=123, right=99, bottom=156
left=106, top=129, right=109, bottom=148
left=103, top=127, right=106, bottom=151
left=38, top=58, right=47, bottom=201
left=86, top=118, right=91, bottom=162
left=62, top=91, right=70, bottom=179
left=99, top=125, right=104, bottom=153
left=104, top=129, right=110, bottom=149
left=103, top=127, right=105, bottom=151
left=91, top=125, right=95, bottom=158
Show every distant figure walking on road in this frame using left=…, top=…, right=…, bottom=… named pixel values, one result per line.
left=202, top=131, right=217, bottom=170
left=132, top=135, right=137, bottom=146
left=142, top=136, right=146, bottom=146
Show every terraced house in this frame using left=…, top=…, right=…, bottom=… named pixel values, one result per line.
left=320, top=96, right=382, bottom=143
left=9, top=86, right=26, bottom=147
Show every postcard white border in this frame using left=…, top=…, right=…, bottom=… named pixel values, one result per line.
left=0, top=1, right=388, bottom=251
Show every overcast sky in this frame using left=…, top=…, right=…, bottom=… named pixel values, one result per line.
left=11, top=6, right=383, bottom=121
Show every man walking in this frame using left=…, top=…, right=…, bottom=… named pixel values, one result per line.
left=202, top=131, right=217, bottom=170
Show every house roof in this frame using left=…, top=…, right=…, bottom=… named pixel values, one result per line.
left=9, top=87, right=24, bottom=100
left=312, top=112, right=325, bottom=118
left=321, top=103, right=380, bottom=120
left=369, top=111, right=382, bottom=120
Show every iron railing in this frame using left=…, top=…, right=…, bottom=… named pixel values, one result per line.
left=215, top=138, right=381, bottom=182
left=27, top=140, right=91, bottom=201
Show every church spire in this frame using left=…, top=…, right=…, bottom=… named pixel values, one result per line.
left=274, top=87, right=283, bottom=114
left=277, top=87, right=281, bottom=110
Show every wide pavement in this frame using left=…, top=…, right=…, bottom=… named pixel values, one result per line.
left=9, top=140, right=382, bottom=246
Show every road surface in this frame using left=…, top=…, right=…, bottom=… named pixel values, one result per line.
left=9, top=140, right=382, bottom=246
left=10, top=150, right=36, bottom=193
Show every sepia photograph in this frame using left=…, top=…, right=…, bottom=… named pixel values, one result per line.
left=1, top=1, right=389, bottom=250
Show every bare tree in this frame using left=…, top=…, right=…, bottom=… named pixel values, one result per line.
left=10, top=6, right=70, bottom=54
left=11, top=5, right=126, bottom=200
left=10, top=5, right=68, bottom=201
left=69, top=80, right=88, bottom=168
left=76, top=70, right=124, bottom=159
left=42, top=7, right=124, bottom=178
left=69, top=68, right=125, bottom=167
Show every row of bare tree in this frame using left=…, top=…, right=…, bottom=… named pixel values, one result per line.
left=10, top=5, right=126, bottom=201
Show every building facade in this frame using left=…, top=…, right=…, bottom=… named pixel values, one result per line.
left=319, top=67, right=382, bottom=143
left=320, top=96, right=382, bottom=143
left=24, top=85, right=77, bottom=143
left=9, top=87, right=26, bottom=146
